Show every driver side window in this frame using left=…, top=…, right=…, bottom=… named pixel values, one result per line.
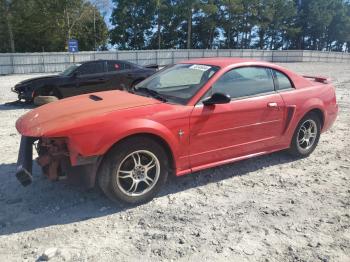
left=212, top=67, right=275, bottom=99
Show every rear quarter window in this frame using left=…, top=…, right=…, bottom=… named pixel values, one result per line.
left=107, top=61, right=121, bottom=72
left=123, top=63, right=132, bottom=69
left=78, top=62, right=105, bottom=75
left=274, top=70, right=294, bottom=90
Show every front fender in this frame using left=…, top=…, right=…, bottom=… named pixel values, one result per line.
left=35, top=84, right=56, bottom=96
left=67, top=118, right=180, bottom=165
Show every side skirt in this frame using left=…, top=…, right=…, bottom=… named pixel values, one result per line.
left=176, top=146, right=289, bottom=177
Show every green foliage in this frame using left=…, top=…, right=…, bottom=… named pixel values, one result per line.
left=0, top=0, right=108, bottom=52
left=109, top=0, right=350, bottom=51
left=1, top=0, right=349, bottom=52
left=297, top=0, right=350, bottom=51
left=109, top=0, right=157, bottom=50
left=191, top=0, right=220, bottom=49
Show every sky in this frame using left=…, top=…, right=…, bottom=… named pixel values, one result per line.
left=93, top=0, right=114, bottom=29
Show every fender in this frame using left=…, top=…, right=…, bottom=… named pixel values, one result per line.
left=283, top=98, right=325, bottom=145
left=35, top=84, right=57, bottom=97
left=298, top=98, right=325, bottom=124
left=67, top=118, right=180, bottom=167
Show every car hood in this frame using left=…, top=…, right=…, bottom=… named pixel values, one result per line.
left=17, top=75, right=59, bottom=85
left=16, top=90, right=161, bottom=137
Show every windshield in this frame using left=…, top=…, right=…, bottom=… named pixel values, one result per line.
left=60, top=64, right=81, bottom=76
left=134, top=63, right=220, bottom=104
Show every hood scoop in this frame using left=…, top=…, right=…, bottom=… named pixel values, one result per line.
left=89, top=94, right=103, bottom=101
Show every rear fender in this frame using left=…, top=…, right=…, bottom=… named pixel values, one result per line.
left=299, top=98, right=325, bottom=125
left=284, top=98, right=325, bottom=144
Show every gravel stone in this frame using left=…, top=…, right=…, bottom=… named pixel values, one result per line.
left=0, top=63, right=349, bottom=261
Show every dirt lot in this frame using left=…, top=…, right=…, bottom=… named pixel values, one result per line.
left=0, top=63, right=349, bottom=262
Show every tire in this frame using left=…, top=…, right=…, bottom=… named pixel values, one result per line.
left=24, top=99, right=33, bottom=104
left=33, top=96, right=59, bottom=106
left=288, top=112, right=321, bottom=157
left=98, top=136, right=169, bottom=205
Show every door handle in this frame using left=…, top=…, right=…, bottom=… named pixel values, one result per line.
left=267, top=102, right=279, bottom=109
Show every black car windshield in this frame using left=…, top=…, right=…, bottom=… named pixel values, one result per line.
left=134, top=63, right=220, bottom=105
left=60, top=64, right=81, bottom=76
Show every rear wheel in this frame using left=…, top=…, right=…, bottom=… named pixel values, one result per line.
left=98, top=137, right=169, bottom=204
left=289, top=112, right=321, bottom=157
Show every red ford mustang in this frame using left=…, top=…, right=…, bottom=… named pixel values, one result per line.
left=15, top=58, right=338, bottom=204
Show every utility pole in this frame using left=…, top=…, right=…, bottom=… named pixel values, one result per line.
left=296, top=0, right=303, bottom=50
left=4, top=0, right=15, bottom=52
left=187, top=7, right=192, bottom=49
left=94, top=8, right=97, bottom=51
left=157, top=8, right=161, bottom=49
left=297, top=0, right=302, bottom=10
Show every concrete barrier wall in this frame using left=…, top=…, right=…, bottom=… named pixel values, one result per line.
left=0, top=49, right=349, bottom=75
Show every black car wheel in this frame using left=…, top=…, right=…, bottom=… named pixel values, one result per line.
left=98, top=136, right=169, bottom=205
left=33, top=96, right=59, bottom=106
left=48, top=88, right=62, bottom=99
left=33, top=87, right=62, bottom=106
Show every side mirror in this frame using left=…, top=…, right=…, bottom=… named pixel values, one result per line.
left=72, top=72, right=78, bottom=78
left=203, top=92, right=231, bottom=106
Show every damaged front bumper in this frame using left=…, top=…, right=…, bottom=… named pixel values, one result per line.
left=16, top=136, right=36, bottom=186
left=15, top=136, right=101, bottom=188
left=12, top=86, right=34, bottom=102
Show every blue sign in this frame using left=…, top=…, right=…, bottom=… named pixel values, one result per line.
left=68, top=39, right=79, bottom=53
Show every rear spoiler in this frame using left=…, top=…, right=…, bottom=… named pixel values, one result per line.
left=144, top=64, right=169, bottom=71
left=144, top=64, right=159, bottom=69
left=303, top=75, right=331, bottom=84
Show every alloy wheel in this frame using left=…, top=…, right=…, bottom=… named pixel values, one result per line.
left=116, top=150, right=160, bottom=197
left=297, top=119, right=318, bottom=153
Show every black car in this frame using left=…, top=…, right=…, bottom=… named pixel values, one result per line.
left=12, top=60, right=157, bottom=104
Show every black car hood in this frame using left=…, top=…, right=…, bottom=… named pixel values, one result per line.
left=18, top=75, right=59, bottom=85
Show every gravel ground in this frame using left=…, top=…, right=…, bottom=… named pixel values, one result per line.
left=0, top=63, right=349, bottom=262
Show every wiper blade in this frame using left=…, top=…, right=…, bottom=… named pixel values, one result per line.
left=135, top=87, right=167, bottom=102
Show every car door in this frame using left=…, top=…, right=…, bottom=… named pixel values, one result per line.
left=75, top=61, right=108, bottom=95
left=189, top=66, right=286, bottom=169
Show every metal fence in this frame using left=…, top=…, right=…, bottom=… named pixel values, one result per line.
left=0, top=49, right=349, bottom=75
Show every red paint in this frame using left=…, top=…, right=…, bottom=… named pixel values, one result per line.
left=16, top=58, right=338, bottom=177
left=189, top=93, right=285, bottom=168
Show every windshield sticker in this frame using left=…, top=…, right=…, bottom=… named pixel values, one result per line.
left=189, top=64, right=211, bottom=71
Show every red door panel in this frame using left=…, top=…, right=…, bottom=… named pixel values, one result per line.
left=189, top=93, right=285, bottom=168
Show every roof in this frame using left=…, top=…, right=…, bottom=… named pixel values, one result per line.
left=181, top=57, right=265, bottom=67
left=180, top=57, right=308, bottom=87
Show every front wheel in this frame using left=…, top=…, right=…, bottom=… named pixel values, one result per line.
left=33, top=96, right=59, bottom=106
left=98, top=137, right=169, bottom=205
left=289, top=112, right=321, bottom=157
